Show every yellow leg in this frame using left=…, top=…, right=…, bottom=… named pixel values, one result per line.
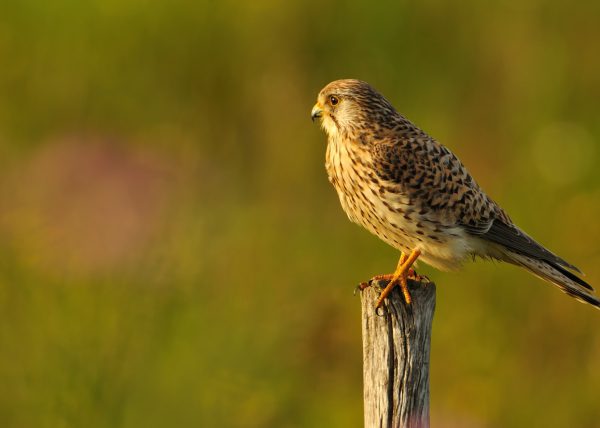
left=375, top=249, right=421, bottom=308
left=371, top=252, right=407, bottom=282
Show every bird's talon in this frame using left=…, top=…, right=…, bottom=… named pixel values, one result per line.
left=354, top=282, right=369, bottom=296
left=406, top=267, right=430, bottom=284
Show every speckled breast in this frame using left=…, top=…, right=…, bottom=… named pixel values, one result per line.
left=325, top=136, right=419, bottom=253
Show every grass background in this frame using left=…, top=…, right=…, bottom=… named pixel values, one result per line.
left=0, top=0, right=599, bottom=426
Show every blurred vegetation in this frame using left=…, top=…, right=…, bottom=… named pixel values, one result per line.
left=0, top=0, right=599, bottom=427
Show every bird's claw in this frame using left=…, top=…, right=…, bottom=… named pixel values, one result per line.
left=406, top=268, right=430, bottom=283
left=354, top=280, right=373, bottom=296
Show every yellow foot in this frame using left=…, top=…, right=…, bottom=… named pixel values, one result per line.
left=371, top=268, right=428, bottom=283
left=374, top=249, right=421, bottom=309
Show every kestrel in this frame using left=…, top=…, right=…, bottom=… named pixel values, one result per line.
left=311, top=79, right=598, bottom=309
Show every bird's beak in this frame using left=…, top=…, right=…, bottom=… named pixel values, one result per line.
left=311, top=103, right=323, bottom=122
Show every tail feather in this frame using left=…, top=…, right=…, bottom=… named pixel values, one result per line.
left=504, top=251, right=599, bottom=309
left=551, top=262, right=594, bottom=291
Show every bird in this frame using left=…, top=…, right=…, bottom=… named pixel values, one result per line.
left=311, top=79, right=598, bottom=310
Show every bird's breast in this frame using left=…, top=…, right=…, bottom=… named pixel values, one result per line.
left=325, top=137, right=409, bottom=245
left=325, top=137, right=370, bottom=223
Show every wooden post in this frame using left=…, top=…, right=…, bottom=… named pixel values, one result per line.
left=360, top=279, right=436, bottom=428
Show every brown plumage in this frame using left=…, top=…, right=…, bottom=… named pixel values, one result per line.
left=311, top=79, right=598, bottom=309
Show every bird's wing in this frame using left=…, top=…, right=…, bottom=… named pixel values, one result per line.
left=371, top=133, right=584, bottom=275
left=371, top=134, right=502, bottom=229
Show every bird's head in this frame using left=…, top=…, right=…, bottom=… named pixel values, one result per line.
left=311, top=79, right=397, bottom=138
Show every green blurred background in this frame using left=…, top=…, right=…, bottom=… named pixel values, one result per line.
left=1, top=0, right=599, bottom=427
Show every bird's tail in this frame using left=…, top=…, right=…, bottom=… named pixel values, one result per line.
left=503, top=251, right=600, bottom=309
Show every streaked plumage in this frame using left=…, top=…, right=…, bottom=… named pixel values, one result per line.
left=311, top=79, right=598, bottom=308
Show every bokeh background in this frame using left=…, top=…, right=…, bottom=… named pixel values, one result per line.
left=1, top=1, right=599, bottom=427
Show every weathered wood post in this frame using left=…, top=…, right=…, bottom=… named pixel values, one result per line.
left=360, top=279, right=436, bottom=428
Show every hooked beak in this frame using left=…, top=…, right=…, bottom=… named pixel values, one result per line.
left=311, top=103, right=323, bottom=122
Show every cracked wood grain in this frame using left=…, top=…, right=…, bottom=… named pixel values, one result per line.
left=361, top=279, right=436, bottom=428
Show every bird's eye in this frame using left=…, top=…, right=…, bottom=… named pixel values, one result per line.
left=329, top=95, right=339, bottom=106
